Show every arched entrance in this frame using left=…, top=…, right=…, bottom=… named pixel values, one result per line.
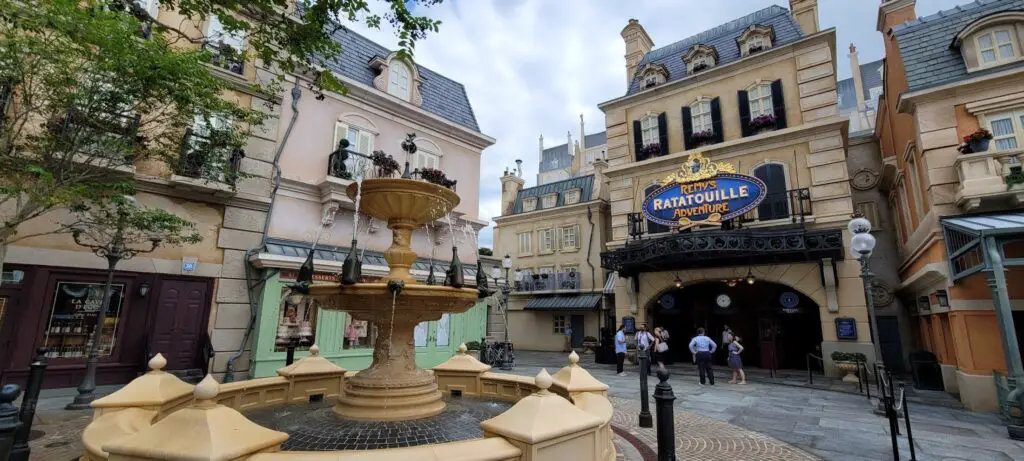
left=648, top=280, right=822, bottom=369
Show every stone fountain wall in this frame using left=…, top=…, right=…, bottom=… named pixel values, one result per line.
left=79, top=347, right=615, bottom=461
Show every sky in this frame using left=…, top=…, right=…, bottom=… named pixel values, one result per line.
left=345, top=0, right=969, bottom=249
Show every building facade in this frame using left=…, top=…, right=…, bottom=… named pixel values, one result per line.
left=245, top=26, right=495, bottom=377
left=838, top=45, right=884, bottom=135
left=493, top=166, right=612, bottom=352
left=875, top=0, right=1024, bottom=412
left=0, top=5, right=279, bottom=387
left=537, top=116, right=608, bottom=186
left=600, top=0, right=881, bottom=373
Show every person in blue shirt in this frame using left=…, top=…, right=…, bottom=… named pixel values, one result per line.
left=689, top=328, right=718, bottom=385
left=615, top=324, right=627, bottom=376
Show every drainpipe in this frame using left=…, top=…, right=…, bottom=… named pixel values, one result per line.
left=224, top=81, right=302, bottom=382
left=586, top=205, right=596, bottom=292
left=986, top=237, right=1024, bottom=413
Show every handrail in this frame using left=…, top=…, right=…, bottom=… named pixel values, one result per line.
left=806, top=353, right=823, bottom=385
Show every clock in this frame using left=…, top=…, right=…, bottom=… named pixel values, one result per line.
left=716, top=294, right=731, bottom=308
left=659, top=294, right=676, bottom=309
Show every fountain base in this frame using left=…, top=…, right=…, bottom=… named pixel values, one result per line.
left=334, top=375, right=445, bottom=421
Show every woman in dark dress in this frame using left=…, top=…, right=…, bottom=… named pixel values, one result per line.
left=728, top=336, right=746, bottom=385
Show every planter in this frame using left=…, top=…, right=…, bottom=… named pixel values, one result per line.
left=582, top=340, right=598, bottom=354
left=834, top=361, right=860, bottom=383
left=969, top=138, right=991, bottom=153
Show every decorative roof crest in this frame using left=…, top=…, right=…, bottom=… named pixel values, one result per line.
left=659, top=152, right=736, bottom=185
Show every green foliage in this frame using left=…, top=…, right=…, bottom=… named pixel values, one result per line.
left=831, top=351, right=868, bottom=363
left=70, top=195, right=202, bottom=250
left=477, top=247, right=493, bottom=256
left=583, top=336, right=598, bottom=343
left=464, top=340, right=481, bottom=351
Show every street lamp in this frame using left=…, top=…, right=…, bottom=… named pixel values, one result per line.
left=489, top=255, right=514, bottom=370
left=276, top=291, right=313, bottom=366
left=848, top=217, right=883, bottom=368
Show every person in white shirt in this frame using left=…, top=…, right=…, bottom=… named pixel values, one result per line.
left=636, top=324, right=655, bottom=375
left=689, top=328, right=718, bottom=385
left=614, top=324, right=627, bottom=376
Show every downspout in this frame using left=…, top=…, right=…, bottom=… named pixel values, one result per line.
left=224, top=81, right=302, bottom=382
left=585, top=204, right=598, bottom=332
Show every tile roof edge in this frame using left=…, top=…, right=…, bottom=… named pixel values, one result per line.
left=517, top=174, right=595, bottom=194
left=891, top=0, right=996, bottom=35
left=641, top=5, right=792, bottom=61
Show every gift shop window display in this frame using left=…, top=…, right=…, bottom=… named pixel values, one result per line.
left=274, top=291, right=317, bottom=352
left=44, top=282, right=126, bottom=359
left=343, top=314, right=377, bottom=349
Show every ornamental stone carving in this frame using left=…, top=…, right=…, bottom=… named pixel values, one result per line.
left=871, top=280, right=894, bottom=307
left=851, top=168, right=880, bottom=191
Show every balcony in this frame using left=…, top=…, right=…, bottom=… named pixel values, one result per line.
left=954, top=149, right=1024, bottom=211
left=169, top=128, right=244, bottom=196
left=514, top=271, right=580, bottom=293
left=55, top=109, right=140, bottom=174
left=627, top=188, right=812, bottom=240
left=203, top=41, right=244, bottom=76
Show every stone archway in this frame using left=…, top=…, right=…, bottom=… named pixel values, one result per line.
left=636, top=263, right=829, bottom=311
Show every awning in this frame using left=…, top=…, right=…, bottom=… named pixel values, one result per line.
left=941, top=213, right=1024, bottom=281
left=603, top=271, right=618, bottom=295
left=524, top=294, right=602, bottom=311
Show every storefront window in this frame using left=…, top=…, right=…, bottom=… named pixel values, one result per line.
left=273, top=289, right=318, bottom=352
left=343, top=314, right=377, bottom=349
left=44, top=282, right=125, bottom=359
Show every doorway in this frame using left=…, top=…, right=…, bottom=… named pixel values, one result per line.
left=570, top=315, right=585, bottom=348
left=150, top=279, right=211, bottom=372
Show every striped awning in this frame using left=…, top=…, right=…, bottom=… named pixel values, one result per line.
left=603, top=271, right=618, bottom=295
left=524, top=294, right=602, bottom=311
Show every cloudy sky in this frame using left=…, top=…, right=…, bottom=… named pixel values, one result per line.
left=345, top=0, right=967, bottom=248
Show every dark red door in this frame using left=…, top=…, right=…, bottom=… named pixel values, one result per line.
left=151, top=280, right=209, bottom=371
left=759, top=317, right=779, bottom=370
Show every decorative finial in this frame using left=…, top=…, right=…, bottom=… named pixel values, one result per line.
left=309, top=344, right=320, bottom=356
left=194, top=374, right=220, bottom=401
left=849, top=43, right=857, bottom=54
left=657, top=366, right=670, bottom=383
left=458, top=343, right=468, bottom=354
left=568, top=350, right=580, bottom=365
left=149, top=353, right=167, bottom=372
left=535, top=369, right=552, bottom=390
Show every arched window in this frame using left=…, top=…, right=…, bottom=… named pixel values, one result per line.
left=753, top=163, right=788, bottom=221
left=644, top=184, right=670, bottom=234
left=387, top=62, right=411, bottom=101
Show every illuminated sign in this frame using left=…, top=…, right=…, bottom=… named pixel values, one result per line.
left=641, top=152, right=766, bottom=230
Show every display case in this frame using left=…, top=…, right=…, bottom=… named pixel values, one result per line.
left=43, top=282, right=125, bottom=359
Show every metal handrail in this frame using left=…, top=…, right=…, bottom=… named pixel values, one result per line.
left=806, top=353, right=823, bottom=385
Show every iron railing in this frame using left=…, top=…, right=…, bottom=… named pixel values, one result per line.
left=628, top=188, right=812, bottom=240
left=176, top=128, right=244, bottom=185
left=326, top=148, right=458, bottom=191
left=203, top=41, right=244, bottom=75
left=514, top=271, right=579, bottom=292
left=56, top=109, right=140, bottom=161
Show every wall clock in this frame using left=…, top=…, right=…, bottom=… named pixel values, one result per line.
left=780, top=292, right=800, bottom=309
left=659, top=294, right=676, bottom=309
left=716, top=294, right=731, bottom=308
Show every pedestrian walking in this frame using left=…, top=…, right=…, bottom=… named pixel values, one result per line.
left=615, top=324, right=627, bottom=376
left=728, top=335, right=747, bottom=385
left=689, top=327, right=717, bottom=385
left=653, top=327, right=669, bottom=371
left=636, top=324, right=655, bottom=375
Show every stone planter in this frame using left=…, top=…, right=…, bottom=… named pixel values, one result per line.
left=834, top=361, right=860, bottom=383
left=582, top=341, right=598, bottom=354
left=969, top=138, right=991, bottom=153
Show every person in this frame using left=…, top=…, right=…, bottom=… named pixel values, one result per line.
left=615, top=324, right=627, bottom=376
left=564, top=326, right=573, bottom=353
left=636, top=324, right=655, bottom=375
left=728, top=335, right=747, bottom=384
left=653, top=327, right=669, bottom=371
left=689, top=327, right=718, bottom=385
left=722, top=325, right=733, bottom=345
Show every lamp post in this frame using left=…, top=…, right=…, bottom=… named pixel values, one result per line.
left=276, top=291, right=313, bottom=366
left=848, top=217, right=883, bottom=367
left=66, top=203, right=161, bottom=410
left=490, top=254, right=514, bottom=370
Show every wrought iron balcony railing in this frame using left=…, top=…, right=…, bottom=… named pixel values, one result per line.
left=203, top=41, right=245, bottom=75
left=326, top=145, right=458, bottom=191
left=513, top=271, right=580, bottom=293
left=627, top=188, right=812, bottom=240
left=52, top=109, right=140, bottom=161
left=176, top=128, right=244, bottom=185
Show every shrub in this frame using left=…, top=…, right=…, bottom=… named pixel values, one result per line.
left=465, top=341, right=481, bottom=351
left=831, top=351, right=867, bottom=362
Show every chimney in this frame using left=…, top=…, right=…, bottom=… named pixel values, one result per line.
left=789, top=0, right=820, bottom=35
left=877, top=0, right=916, bottom=33
left=849, top=43, right=866, bottom=110
left=537, top=134, right=544, bottom=185
left=579, top=114, right=586, bottom=151
left=591, top=158, right=610, bottom=200
left=566, top=131, right=573, bottom=158
left=621, top=19, right=653, bottom=85
left=499, top=171, right=525, bottom=217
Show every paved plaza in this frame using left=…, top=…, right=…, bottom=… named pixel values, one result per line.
left=20, top=351, right=1024, bottom=460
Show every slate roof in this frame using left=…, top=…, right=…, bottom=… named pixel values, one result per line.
left=264, top=238, right=481, bottom=282
left=838, top=58, right=884, bottom=113
left=524, top=294, right=602, bottom=310
left=539, top=132, right=607, bottom=173
left=510, top=175, right=595, bottom=214
left=891, top=0, right=1024, bottom=92
left=584, top=131, right=607, bottom=148
left=626, top=5, right=804, bottom=95
left=318, top=25, right=481, bottom=132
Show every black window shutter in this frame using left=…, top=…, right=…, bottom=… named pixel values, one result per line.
left=771, top=79, right=787, bottom=130
left=657, top=112, right=668, bottom=156
left=633, top=120, right=643, bottom=161
left=710, top=97, right=723, bottom=144
left=738, top=90, right=751, bottom=137
left=681, top=106, right=694, bottom=151
left=754, top=164, right=788, bottom=220
left=644, top=184, right=670, bottom=234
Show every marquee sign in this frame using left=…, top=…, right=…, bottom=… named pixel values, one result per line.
left=642, top=152, right=767, bottom=230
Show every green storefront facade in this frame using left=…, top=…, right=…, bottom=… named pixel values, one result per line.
left=248, top=271, right=488, bottom=378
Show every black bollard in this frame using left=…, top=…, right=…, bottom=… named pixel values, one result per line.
left=285, top=338, right=298, bottom=366
left=9, top=348, right=48, bottom=461
left=0, top=384, right=23, bottom=461
left=653, top=367, right=677, bottom=461
left=900, top=384, right=917, bottom=461
left=638, top=349, right=653, bottom=428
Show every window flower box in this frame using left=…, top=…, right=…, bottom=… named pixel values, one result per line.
left=691, top=62, right=710, bottom=73
left=747, top=44, right=765, bottom=55
left=638, top=143, right=661, bottom=161
left=689, top=129, right=715, bottom=147
left=959, top=128, right=993, bottom=154
left=749, top=114, right=777, bottom=133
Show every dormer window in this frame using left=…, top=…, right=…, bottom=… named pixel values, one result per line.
left=564, top=189, right=581, bottom=205
left=644, top=75, right=659, bottom=89
left=737, top=25, right=774, bottom=57
left=370, top=54, right=423, bottom=105
left=636, top=63, right=669, bottom=90
left=954, top=13, right=1024, bottom=72
left=977, top=29, right=1017, bottom=66
left=387, top=61, right=412, bottom=101
left=542, top=193, right=557, bottom=209
left=523, top=197, right=538, bottom=212
left=683, top=44, right=718, bottom=74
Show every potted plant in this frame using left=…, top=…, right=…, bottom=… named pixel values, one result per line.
left=638, top=143, right=661, bottom=161
left=749, top=114, right=777, bottom=133
left=831, top=351, right=867, bottom=383
left=369, top=150, right=400, bottom=177
left=582, top=336, right=598, bottom=354
left=747, top=44, right=765, bottom=55
left=959, top=128, right=993, bottom=154
left=465, top=340, right=481, bottom=352
left=692, top=62, right=710, bottom=73
left=690, top=129, right=715, bottom=147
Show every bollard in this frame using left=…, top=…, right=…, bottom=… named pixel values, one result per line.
left=0, top=384, right=23, bottom=461
left=884, top=393, right=900, bottom=461
left=285, top=338, right=298, bottom=366
left=638, top=349, right=653, bottom=428
left=900, top=384, right=917, bottom=461
left=9, top=348, right=48, bottom=461
left=653, top=367, right=676, bottom=461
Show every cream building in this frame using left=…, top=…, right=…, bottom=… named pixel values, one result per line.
left=493, top=164, right=612, bottom=352
left=537, top=116, right=608, bottom=186
left=599, top=0, right=880, bottom=373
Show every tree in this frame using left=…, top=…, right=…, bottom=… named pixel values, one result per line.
left=478, top=247, right=493, bottom=256
left=0, top=0, right=442, bottom=275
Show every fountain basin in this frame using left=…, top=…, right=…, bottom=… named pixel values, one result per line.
left=309, top=283, right=478, bottom=323
left=346, top=179, right=459, bottom=225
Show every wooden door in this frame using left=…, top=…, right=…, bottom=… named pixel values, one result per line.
left=151, top=280, right=209, bottom=371
left=759, top=317, right=779, bottom=370
left=570, top=315, right=585, bottom=348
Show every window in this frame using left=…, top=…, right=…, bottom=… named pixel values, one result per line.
left=690, top=99, right=713, bottom=134
left=906, top=155, right=925, bottom=218
left=640, top=115, right=659, bottom=145
left=273, top=292, right=318, bottom=352
left=539, top=228, right=554, bottom=252
left=517, top=232, right=532, bottom=254
left=523, top=198, right=538, bottom=212
left=135, top=0, right=159, bottom=16
left=539, top=266, right=556, bottom=275
left=897, top=180, right=914, bottom=232
left=746, top=34, right=768, bottom=53
left=748, top=84, right=774, bottom=117
left=413, top=147, right=440, bottom=171
left=387, top=61, right=412, bottom=101
left=753, top=163, right=788, bottom=220
left=561, top=225, right=579, bottom=250
left=342, top=313, right=376, bottom=349
left=987, top=110, right=1024, bottom=150
left=207, top=16, right=245, bottom=50
left=561, top=265, right=578, bottom=274
left=542, top=193, right=557, bottom=209
left=553, top=315, right=567, bottom=334
left=689, top=53, right=714, bottom=73
left=977, top=29, right=1017, bottom=66
left=564, top=189, right=581, bottom=205
left=44, top=282, right=126, bottom=359
left=644, top=75, right=659, bottom=89
left=890, top=196, right=907, bottom=244
left=334, top=122, right=374, bottom=175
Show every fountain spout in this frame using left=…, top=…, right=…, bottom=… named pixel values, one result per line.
left=387, top=279, right=405, bottom=297
left=341, top=239, right=361, bottom=285
left=447, top=246, right=465, bottom=289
